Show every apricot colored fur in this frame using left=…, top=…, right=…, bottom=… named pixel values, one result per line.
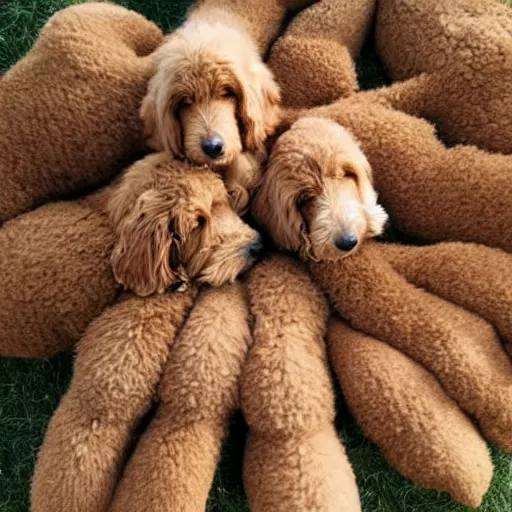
left=310, top=242, right=512, bottom=456
left=373, top=0, right=512, bottom=153
left=251, top=1, right=512, bottom=506
left=328, top=319, right=493, bottom=509
left=268, top=0, right=375, bottom=107
left=141, top=1, right=314, bottom=214
left=0, top=153, right=259, bottom=358
left=1, top=1, right=510, bottom=510
left=0, top=3, right=163, bottom=223
left=277, top=99, right=512, bottom=253
left=31, top=289, right=196, bottom=512
left=110, top=283, right=250, bottom=512
left=242, top=255, right=361, bottom=512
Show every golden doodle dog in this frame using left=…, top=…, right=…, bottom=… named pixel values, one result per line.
left=0, top=152, right=261, bottom=358
left=140, top=0, right=297, bottom=213
left=253, top=117, right=388, bottom=260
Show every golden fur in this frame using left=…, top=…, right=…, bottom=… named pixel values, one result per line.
left=253, top=117, right=387, bottom=260
left=141, top=1, right=283, bottom=214
left=32, top=287, right=197, bottom=512
left=109, top=153, right=262, bottom=296
left=254, top=0, right=512, bottom=506
left=110, top=283, right=250, bottom=512
left=0, top=152, right=260, bottom=358
left=242, top=255, right=361, bottom=512
left=0, top=3, right=163, bottom=223
left=2, top=1, right=511, bottom=510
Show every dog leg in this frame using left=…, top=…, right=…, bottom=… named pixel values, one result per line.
left=268, top=0, right=376, bottom=108
left=110, top=283, right=250, bottom=512
left=310, top=242, right=512, bottom=453
left=328, top=319, right=492, bottom=509
left=31, top=290, right=195, bottom=512
left=242, top=255, right=361, bottom=512
left=379, top=242, right=512, bottom=344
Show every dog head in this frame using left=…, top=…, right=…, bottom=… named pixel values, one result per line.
left=252, top=117, right=388, bottom=261
left=109, top=153, right=263, bottom=297
left=140, top=21, right=280, bottom=169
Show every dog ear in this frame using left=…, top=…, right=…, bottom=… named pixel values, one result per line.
left=343, top=159, right=388, bottom=236
left=252, top=150, right=317, bottom=256
left=110, top=189, right=189, bottom=297
left=235, top=61, right=281, bottom=153
left=140, top=64, right=184, bottom=157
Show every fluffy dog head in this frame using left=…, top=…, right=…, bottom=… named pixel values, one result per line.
left=252, top=117, right=388, bottom=260
left=109, top=153, right=263, bottom=297
left=140, top=21, right=280, bottom=169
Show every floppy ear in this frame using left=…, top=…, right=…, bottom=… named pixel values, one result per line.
left=140, top=61, right=184, bottom=157
left=343, top=159, right=388, bottom=236
left=110, top=189, right=188, bottom=297
left=252, top=150, right=318, bottom=257
left=236, top=61, right=281, bottom=153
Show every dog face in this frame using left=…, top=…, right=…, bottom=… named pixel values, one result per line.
left=252, top=118, right=388, bottom=261
left=109, top=153, right=263, bottom=297
left=141, top=21, right=280, bottom=169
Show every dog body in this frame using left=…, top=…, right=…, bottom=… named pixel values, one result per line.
left=0, top=3, right=163, bottom=224
left=0, top=153, right=260, bottom=358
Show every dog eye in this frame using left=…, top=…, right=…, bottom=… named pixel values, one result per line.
left=297, top=193, right=312, bottom=207
left=221, top=88, right=236, bottom=99
left=175, top=98, right=192, bottom=112
left=197, top=215, right=207, bottom=228
left=343, top=164, right=359, bottom=181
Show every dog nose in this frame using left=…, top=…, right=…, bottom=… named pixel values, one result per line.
left=245, top=235, right=264, bottom=259
left=335, top=233, right=358, bottom=252
left=201, top=135, right=224, bottom=159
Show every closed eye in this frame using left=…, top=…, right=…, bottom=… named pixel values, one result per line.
left=221, top=88, right=236, bottom=99
left=197, top=215, right=207, bottom=228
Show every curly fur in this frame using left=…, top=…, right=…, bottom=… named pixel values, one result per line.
left=253, top=117, right=387, bottom=260
left=110, top=283, right=251, bottom=512
left=140, top=0, right=289, bottom=214
left=255, top=1, right=512, bottom=506
left=31, top=288, right=197, bottom=512
left=268, top=0, right=375, bottom=107
left=0, top=153, right=260, bottom=358
left=242, top=255, right=361, bottom=512
left=371, top=0, right=512, bottom=153
left=0, top=3, right=163, bottom=223
left=328, top=319, right=492, bottom=508
left=276, top=99, right=512, bottom=252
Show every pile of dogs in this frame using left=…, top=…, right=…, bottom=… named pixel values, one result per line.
left=1, top=0, right=511, bottom=511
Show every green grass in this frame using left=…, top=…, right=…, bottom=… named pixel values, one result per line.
left=1, top=1, right=512, bottom=511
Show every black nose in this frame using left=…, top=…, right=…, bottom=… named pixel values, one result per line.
left=245, top=236, right=264, bottom=259
left=335, top=233, right=358, bottom=252
left=201, top=135, right=224, bottom=159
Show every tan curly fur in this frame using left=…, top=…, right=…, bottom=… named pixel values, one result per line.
left=328, top=319, right=493, bottom=508
left=140, top=0, right=302, bottom=214
left=253, top=117, right=388, bottom=260
left=0, top=3, right=163, bottom=223
left=252, top=0, right=512, bottom=506
left=370, top=0, right=512, bottom=153
left=268, top=0, right=375, bottom=107
left=277, top=100, right=512, bottom=252
left=2, top=1, right=511, bottom=510
left=0, top=153, right=260, bottom=358
left=31, top=288, right=197, bottom=512
left=110, top=283, right=251, bottom=512
left=242, top=255, right=361, bottom=512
